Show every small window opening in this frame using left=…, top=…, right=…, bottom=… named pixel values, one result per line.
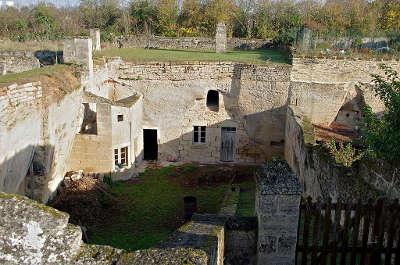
left=117, top=114, right=124, bottom=122
left=193, top=126, right=206, bottom=144
left=206, top=90, right=219, bottom=111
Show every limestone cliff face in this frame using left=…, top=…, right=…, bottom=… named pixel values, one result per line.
left=0, top=67, right=83, bottom=203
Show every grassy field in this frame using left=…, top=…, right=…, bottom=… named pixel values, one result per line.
left=88, top=165, right=230, bottom=250
left=236, top=180, right=256, bottom=217
left=95, top=47, right=290, bottom=64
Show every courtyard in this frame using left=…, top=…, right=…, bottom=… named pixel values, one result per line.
left=51, top=163, right=256, bottom=251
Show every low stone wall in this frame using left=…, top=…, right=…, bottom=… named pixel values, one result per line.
left=113, top=35, right=272, bottom=50
left=0, top=51, right=40, bottom=75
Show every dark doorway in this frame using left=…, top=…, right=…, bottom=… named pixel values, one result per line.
left=143, top=129, right=158, bottom=160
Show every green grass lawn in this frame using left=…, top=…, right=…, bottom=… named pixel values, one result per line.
left=88, top=165, right=229, bottom=250
left=236, top=180, right=256, bottom=217
left=95, top=47, right=290, bottom=64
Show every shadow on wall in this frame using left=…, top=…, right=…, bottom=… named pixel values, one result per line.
left=0, top=144, right=55, bottom=202
left=34, top=50, right=63, bottom=66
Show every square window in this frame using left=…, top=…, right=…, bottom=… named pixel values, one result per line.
left=117, top=115, right=124, bottom=122
left=193, top=126, right=206, bottom=143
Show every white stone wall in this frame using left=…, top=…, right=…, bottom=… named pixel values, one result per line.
left=0, top=82, right=43, bottom=194
left=291, top=57, right=400, bottom=84
left=0, top=81, right=83, bottom=202
left=114, top=62, right=291, bottom=163
left=43, top=88, right=83, bottom=202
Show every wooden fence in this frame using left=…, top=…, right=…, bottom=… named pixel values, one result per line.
left=296, top=197, right=400, bottom=265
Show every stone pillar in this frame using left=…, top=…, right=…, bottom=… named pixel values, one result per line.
left=255, top=160, right=302, bottom=265
left=89, top=28, right=101, bottom=51
left=215, top=22, right=227, bottom=53
left=296, top=26, right=313, bottom=51
left=63, top=38, right=93, bottom=78
left=0, top=62, right=6, bottom=75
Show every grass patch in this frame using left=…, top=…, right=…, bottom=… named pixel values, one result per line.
left=0, top=64, right=75, bottom=87
left=95, top=47, right=290, bottom=64
left=236, top=180, right=256, bottom=217
left=302, top=117, right=316, bottom=145
left=0, top=39, right=62, bottom=52
left=88, top=165, right=229, bottom=251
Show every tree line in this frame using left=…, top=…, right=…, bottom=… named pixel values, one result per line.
left=0, top=0, right=399, bottom=45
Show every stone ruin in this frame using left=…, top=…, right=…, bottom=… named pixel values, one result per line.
left=90, top=29, right=101, bottom=52
left=215, top=22, right=227, bottom=53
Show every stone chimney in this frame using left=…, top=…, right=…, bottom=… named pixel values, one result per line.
left=216, top=22, right=227, bottom=53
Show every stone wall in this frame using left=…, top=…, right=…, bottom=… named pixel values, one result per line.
left=284, top=108, right=384, bottom=201
left=113, top=61, right=291, bottom=163
left=114, top=35, right=273, bottom=51
left=0, top=74, right=83, bottom=203
left=360, top=160, right=400, bottom=199
left=67, top=103, right=113, bottom=173
left=291, top=57, right=400, bottom=83
left=286, top=57, right=398, bottom=201
left=63, top=38, right=93, bottom=75
left=0, top=51, right=40, bottom=75
left=255, top=160, right=302, bottom=265
left=0, top=82, right=43, bottom=195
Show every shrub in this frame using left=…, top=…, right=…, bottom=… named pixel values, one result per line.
left=325, top=139, right=364, bottom=167
left=361, top=65, right=400, bottom=165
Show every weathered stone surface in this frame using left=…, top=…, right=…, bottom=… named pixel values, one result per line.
left=215, top=23, right=227, bottom=53
left=0, top=193, right=82, bottom=265
left=256, top=160, right=301, bottom=265
left=257, top=160, right=302, bottom=195
left=113, top=35, right=272, bottom=51
left=0, top=51, right=40, bottom=75
left=0, top=192, right=229, bottom=265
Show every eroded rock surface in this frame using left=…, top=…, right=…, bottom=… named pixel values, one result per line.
left=0, top=193, right=82, bottom=265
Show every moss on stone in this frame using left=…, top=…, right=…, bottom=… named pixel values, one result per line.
left=0, top=192, right=65, bottom=218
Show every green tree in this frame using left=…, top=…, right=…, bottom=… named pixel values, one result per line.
left=156, top=0, right=179, bottom=36
left=80, top=0, right=121, bottom=32
left=361, top=65, right=400, bottom=165
left=129, top=0, right=158, bottom=35
left=30, top=3, right=61, bottom=39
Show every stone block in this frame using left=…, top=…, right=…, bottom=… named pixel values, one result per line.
left=216, top=22, right=227, bottom=53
